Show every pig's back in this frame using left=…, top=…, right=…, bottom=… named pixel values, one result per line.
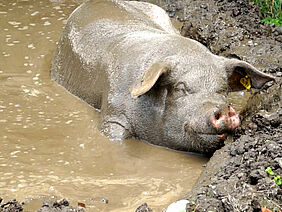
left=50, top=0, right=179, bottom=109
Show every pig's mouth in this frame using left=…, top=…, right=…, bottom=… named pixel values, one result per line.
left=198, top=132, right=227, bottom=140
left=183, top=106, right=240, bottom=153
left=185, top=132, right=226, bottom=154
left=216, top=133, right=227, bottom=139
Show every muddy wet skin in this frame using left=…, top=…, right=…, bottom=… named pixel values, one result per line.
left=0, top=0, right=209, bottom=211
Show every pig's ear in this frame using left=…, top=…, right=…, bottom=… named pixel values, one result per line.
left=225, top=59, right=275, bottom=91
left=130, top=62, right=171, bottom=98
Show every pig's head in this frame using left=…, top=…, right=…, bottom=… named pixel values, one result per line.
left=130, top=54, right=275, bottom=154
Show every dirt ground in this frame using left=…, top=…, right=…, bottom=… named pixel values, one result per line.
left=0, top=198, right=85, bottom=212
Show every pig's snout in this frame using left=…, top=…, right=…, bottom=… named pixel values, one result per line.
left=211, top=106, right=240, bottom=134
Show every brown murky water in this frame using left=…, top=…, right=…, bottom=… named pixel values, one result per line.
left=0, top=0, right=210, bottom=211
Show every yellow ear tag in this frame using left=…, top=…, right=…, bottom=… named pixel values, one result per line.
left=240, top=75, right=251, bottom=90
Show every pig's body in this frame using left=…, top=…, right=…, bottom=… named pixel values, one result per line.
left=51, top=0, right=274, bottom=154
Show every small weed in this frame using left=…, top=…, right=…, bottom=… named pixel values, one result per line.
left=265, top=167, right=275, bottom=176
left=265, top=167, right=281, bottom=186
left=252, top=0, right=282, bottom=26
left=274, top=175, right=282, bottom=186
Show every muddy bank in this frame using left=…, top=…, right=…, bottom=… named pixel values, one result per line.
left=0, top=198, right=85, bottom=212
left=0, top=198, right=23, bottom=212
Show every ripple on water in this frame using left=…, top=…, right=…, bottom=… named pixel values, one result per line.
left=43, top=21, right=51, bottom=26
left=65, top=120, right=72, bottom=124
left=27, top=43, right=35, bottom=49
left=31, top=11, right=39, bottom=16
left=18, top=26, right=29, bottom=30
left=10, top=150, right=21, bottom=157
left=8, top=21, right=21, bottom=26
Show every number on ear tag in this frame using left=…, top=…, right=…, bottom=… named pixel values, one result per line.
left=240, top=75, right=251, bottom=90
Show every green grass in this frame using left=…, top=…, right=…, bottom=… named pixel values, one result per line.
left=252, top=0, right=282, bottom=26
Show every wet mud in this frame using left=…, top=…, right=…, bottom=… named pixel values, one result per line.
left=0, top=198, right=84, bottom=212
left=36, top=199, right=85, bottom=212
left=0, top=198, right=23, bottom=212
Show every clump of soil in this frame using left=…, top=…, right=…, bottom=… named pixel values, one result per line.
left=135, top=203, right=153, bottom=212
left=0, top=198, right=23, bottom=212
left=0, top=198, right=85, bottom=212
left=36, top=198, right=85, bottom=212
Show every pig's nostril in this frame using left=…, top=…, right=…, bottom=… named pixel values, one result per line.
left=228, top=106, right=237, bottom=117
left=215, top=112, right=220, bottom=120
left=229, top=111, right=235, bottom=117
left=214, top=110, right=221, bottom=120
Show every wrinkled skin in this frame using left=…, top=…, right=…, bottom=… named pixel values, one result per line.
left=51, top=0, right=274, bottom=154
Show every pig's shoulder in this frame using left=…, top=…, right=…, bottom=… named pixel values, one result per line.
left=117, top=0, right=179, bottom=34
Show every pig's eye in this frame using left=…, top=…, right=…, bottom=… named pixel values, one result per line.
left=173, top=82, right=194, bottom=98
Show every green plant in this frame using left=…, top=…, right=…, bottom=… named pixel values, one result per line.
left=274, top=175, right=282, bottom=186
left=265, top=167, right=281, bottom=186
left=252, top=0, right=282, bottom=26
left=265, top=167, right=275, bottom=175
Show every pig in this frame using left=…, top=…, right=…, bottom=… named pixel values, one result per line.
left=51, top=0, right=275, bottom=154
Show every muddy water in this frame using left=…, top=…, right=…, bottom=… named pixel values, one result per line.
left=0, top=0, right=210, bottom=211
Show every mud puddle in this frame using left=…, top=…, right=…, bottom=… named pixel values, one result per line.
left=0, top=0, right=211, bottom=211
